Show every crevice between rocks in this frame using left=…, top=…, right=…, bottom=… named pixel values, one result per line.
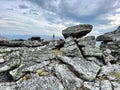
left=74, top=38, right=85, bottom=58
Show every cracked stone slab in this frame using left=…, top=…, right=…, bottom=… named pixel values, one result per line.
left=9, top=61, right=50, bottom=80
left=0, top=51, right=21, bottom=73
left=16, top=76, right=64, bottom=90
left=57, top=55, right=100, bottom=81
left=0, top=76, right=64, bottom=90
left=54, top=64, right=83, bottom=90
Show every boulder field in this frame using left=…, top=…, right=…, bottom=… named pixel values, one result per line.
left=0, top=24, right=120, bottom=90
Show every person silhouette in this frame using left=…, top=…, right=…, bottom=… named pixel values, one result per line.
left=52, top=34, right=55, bottom=41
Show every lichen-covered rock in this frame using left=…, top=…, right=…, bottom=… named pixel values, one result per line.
left=61, top=37, right=83, bottom=58
left=17, top=76, right=64, bottom=90
left=54, top=64, right=83, bottom=90
left=81, top=46, right=103, bottom=57
left=9, top=64, right=26, bottom=81
left=100, top=80, right=113, bottom=90
left=0, top=76, right=64, bottom=90
left=62, top=24, right=93, bottom=38
left=86, top=57, right=103, bottom=66
left=76, top=36, right=96, bottom=47
left=0, top=40, right=42, bottom=47
left=57, top=55, right=100, bottom=81
left=99, top=64, right=120, bottom=76
left=111, top=81, right=120, bottom=90
left=0, top=51, right=21, bottom=73
left=97, top=26, right=120, bottom=42
left=23, top=61, right=50, bottom=72
left=83, top=80, right=100, bottom=90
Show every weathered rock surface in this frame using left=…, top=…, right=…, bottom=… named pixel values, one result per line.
left=97, top=26, right=120, bottom=63
left=62, top=24, right=93, bottom=38
left=0, top=76, right=64, bottom=90
left=83, top=80, right=100, bottom=90
left=57, top=55, right=100, bottom=81
left=76, top=36, right=96, bottom=47
left=54, top=64, right=83, bottom=90
left=97, top=26, right=120, bottom=41
left=0, top=25, right=120, bottom=90
left=100, top=80, right=113, bottom=90
left=0, top=39, right=42, bottom=47
left=81, top=46, right=103, bottom=57
left=61, top=37, right=83, bottom=58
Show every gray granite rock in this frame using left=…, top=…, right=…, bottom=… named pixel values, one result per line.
left=81, top=46, right=103, bottom=57
left=83, top=80, right=100, bottom=90
left=0, top=40, right=42, bottom=47
left=17, top=76, right=64, bottom=90
left=99, top=64, right=120, bottom=76
left=9, top=64, right=26, bottom=81
left=62, top=24, right=93, bottom=38
left=0, top=76, right=64, bottom=90
left=0, top=51, right=21, bottom=73
left=97, top=26, right=120, bottom=42
left=57, top=55, right=100, bottom=81
left=86, top=57, right=103, bottom=66
left=100, top=80, right=113, bottom=90
left=61, top=37, right=83, bottom=58
left=76, top=36, right=96, bottom=47
left=54, top=64, right=83, bottom=90
left=111, top=81, right=120, bottom=90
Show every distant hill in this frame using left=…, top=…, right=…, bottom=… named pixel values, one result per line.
left=0, top=36, right=9, bottom=41
left=0, top=35, right=63, bottom=41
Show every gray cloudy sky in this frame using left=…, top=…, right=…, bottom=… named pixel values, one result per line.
left=0, top=0, right=120, bottom=37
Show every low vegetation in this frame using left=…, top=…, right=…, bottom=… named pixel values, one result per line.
left=52, top=49, right=64, bottom=55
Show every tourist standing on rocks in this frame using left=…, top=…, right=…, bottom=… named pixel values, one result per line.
left=52, top=34, right=55, bottom=41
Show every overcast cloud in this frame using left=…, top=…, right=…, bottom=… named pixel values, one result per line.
left=0, top=0, right=120, bottom=37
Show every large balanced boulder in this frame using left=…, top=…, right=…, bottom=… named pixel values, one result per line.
left=62, top=24, right=93, bottom=38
